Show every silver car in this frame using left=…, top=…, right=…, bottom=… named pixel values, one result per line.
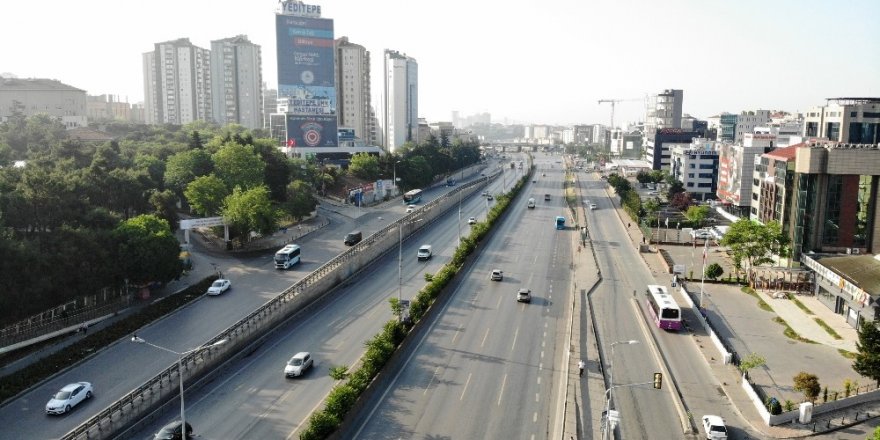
left=285, top=352, right=313, bottom=377
left=46, top=382, right=93, bottom=415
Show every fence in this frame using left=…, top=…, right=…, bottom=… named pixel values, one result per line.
left=61, top=173, right=495, bottom=440
left=0, top=287, right=131, bottom=349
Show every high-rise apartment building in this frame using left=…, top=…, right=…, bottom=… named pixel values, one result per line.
left=384, top=49, right=418, bottom=152
left=210, top=35, right=263, bottom=130
left=804, top=98, right=880, bottom=144
left=143, top=38, right=212, bottom=125
left=335, top=37, right=374, bottom=145
left=734, top=110, right=771, bottom=143
left=262, top=84, right=277, bottom=130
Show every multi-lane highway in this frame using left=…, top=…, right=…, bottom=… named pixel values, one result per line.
left=0, top=157, right=514, bottom=440
left=128, top=164, right=519, bottom=439
left=351, top=158, right=572, bottom=439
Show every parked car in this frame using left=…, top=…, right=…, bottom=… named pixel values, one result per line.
left=284, top=352, right=313, bottom=377
left=517, top=288, right=532, bottom=303
left=46, top=382, right=93, bottom=415
left=691, top=229, right=713, bottom=240
left=206, top=279, right=231, bottom=296
left=589, top=203, right=597, bottom=210
left=701, top=415, right=728, bottom=440
left=154, top=420, right=193, bottom=440
left=468, top=217, right=477, bottom=225
left=490, top=269, right=503, bottom=281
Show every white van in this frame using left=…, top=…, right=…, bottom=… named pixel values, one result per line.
left=417, top=245, right=433, bottom=261
left=527, top=198, right=536, bottom=209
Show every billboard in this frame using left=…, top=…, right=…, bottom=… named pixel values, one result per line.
left=286, top=114, right=338, bottom=147
left=276, top=8, right=338, bottom=147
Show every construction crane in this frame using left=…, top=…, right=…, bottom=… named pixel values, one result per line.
left=597, top=98, right=644, bottom=129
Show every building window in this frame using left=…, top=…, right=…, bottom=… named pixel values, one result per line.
left=854, top=175, right=873, bottom=247
left=826, top=122, right=840, bottom=140
left=822, top=175, right=844, bottom=246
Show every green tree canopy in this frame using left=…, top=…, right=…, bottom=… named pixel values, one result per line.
left=113, top=214, right=182, bottom=285
left=854, top=320, right=880, bottom=387
left=348, top=153, right=380, bottom=180
left=212, top=142, right=265, bottom=190
left=704, top=262, right=723, bottom=280
left=685, top=205, right=710, bottom=225
left=793, top=372, right=821, bottom=402
left=284, top=179, right=318, bottom=221
left=720, top=219, right=788, bottom=271
left=164, top=149, right=214, bottom=193
left=222, top=185, right=279, bottom=240
left=185, top=174, right=229, bottom=217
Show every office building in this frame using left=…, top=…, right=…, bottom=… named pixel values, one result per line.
left=734, top=110, right=771, bottom=143
left=752, top=141, right=880, bottom=261
left=669, top=139, right=720, bottom=201
left=717, top=138, right=774, bottom=216
left=210, top=35, right=263, bottom=130
left=0, top=76, right=87, bottom=128
left=383, top=49, right=418, bottom=151
left=644, top=89, right=683, bottom=167
left=262, top=84, right=277, bottom=130
left=647, top=128, right=701, bottom=171
left=143, top=38, right=213, bottom=125
left=804, top=97, right=880, bottom=144
left=335, top=37, right=374, bottom=146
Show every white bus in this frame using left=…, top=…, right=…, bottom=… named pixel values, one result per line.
left=646, top=284, right=682, bottom=330
left=274, top=244, right=301, bottom=270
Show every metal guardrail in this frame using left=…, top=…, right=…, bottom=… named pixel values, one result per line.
left=61, top=174, right=495, bottom=440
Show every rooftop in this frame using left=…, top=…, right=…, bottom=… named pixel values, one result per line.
left=818, top=254, right=880, bottom=296
left=0, top=76, right=84, bottom=92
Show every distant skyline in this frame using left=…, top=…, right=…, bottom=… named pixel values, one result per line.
left=3, top=0, right=879, bottom=127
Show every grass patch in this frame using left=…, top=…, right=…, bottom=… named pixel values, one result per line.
left=743, top=286, right=773, bottom=312
left=790, top=296, right=815, bottom=315
left=839, top=349, right=857, bottom=359
left=814, top=318, right=843, bottom=340
left=772, top=316, right=816, bottom=343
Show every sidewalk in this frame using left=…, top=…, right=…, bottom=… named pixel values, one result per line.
left=604, top=180, right=880, bottom=438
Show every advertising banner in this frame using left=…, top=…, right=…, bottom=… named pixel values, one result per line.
left=286, top=114, right=338, bottom=147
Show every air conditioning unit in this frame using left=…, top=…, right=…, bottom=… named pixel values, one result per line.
left=852, top=248, right=861, bottom=255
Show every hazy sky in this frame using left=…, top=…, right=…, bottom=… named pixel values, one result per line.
left=3, top=0, right=879, bottom=127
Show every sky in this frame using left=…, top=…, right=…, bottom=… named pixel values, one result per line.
left=3, top=0, right=879, bottom=127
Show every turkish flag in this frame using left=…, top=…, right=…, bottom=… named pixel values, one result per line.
left=287, top=138, right=296, bottom=147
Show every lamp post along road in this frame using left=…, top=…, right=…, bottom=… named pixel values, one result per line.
left=131, top=336, right=227, bottom=434
left=604, top=340, right=639, bottom=440
left=398, top=218, right=424, bottom=310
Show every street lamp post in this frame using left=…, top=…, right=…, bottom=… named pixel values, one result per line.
left=603, top=340, right=639, bottom=440
left=131, top=336, right=227, bottom=434
left=393, top=160, right=402, bottom=197
left=398, top=218, right=423, bottom=315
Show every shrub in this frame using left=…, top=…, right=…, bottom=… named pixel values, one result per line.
left=793, top=372, right=821, bottom=402
left=324, top=383, right=359, bottom=419
left=299, top=410, right=340, bottom=440
left=766, top=397, right=782, bottom=415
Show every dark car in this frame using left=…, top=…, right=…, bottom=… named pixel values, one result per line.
left=344, top=230, right=362, bottom=246
left=154, top=420, right=193, bottom=440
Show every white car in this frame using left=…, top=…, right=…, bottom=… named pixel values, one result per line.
left=406, top=204, right=417, bottom=213
left=46, top=382, right=93, bottom=415
left=285, top=352, right=313, bottom=377
left=490, top=269, right=503, bottom=281
left=468, top=217, right=477, bottom=225
left=701, top=415, right=728, bottom=439
left=692, top=230, right=713, bottom=240
left=206, top=279, right=231, bottom=296
left=589, top=203, right=597, bottom=210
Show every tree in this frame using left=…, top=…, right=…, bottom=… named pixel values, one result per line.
left=212, top=142, right=265, bottom=190
left=685, top=205, right=710, bottom=225
left=184, top=175, right=228, bottom=217
left=635, top=170, right=652, bottom=185
left=252, top=139, right=290, bottom=202
left=113, top=214, right=183, bottom=285
left=793, top=372, right=821, bottom=402
left=704, top=263, right=723, bottom=280
left=348, top=153, right=380, bottom=180
left=738, top=352, right=766, bottom=376
left=650, top=170, right=667, bottom=184
left=670, top=192, right=694, bottom=210
left=853, top=320, right=880, bottom=387
left=222, top=185, right=279, bottom=241
left=164, top=149, right=214, bottom=193
left=283, top=179, right=317, bottom=221
left=149, top=189, right=179, bottom=232
left=666, top=180, right=685, bottom=199
left=720, top=219, right=788, bottom=273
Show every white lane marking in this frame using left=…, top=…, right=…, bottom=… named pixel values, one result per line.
left=451, top=322, right=463, bottom=344
left=539, top=362, right=543, bottom=371
left=460, top=372, right=472, bottom=400
left=510, top=327, right=519, bottom=353
left=533, top=412, right=538, bottom=423
left=537, top=377, right=541, bottom=385
left=541, top=341, right=545, bottom=348
left=497, top=373, right=508, bottom=406
left=423, top=366, right=440, bottom=395
left=541, top=351, right=544, bottom=359
left=481, top=327, right=490, bottom=348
